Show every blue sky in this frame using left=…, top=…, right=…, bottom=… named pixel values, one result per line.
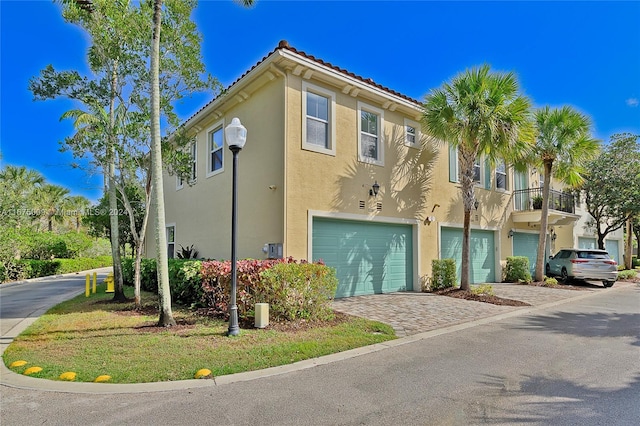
left=1, top=0, right=639, bottom=203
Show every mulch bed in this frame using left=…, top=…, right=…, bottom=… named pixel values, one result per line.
left=433, top=288, right=531, bottom=306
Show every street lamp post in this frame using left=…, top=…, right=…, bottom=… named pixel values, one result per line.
left=225, top=117, right=247, bottom=337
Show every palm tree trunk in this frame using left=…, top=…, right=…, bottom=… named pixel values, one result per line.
left=625, top=218, right=633, bottom=269
left=151, top=0, right=175, bottom=327
left=535, top=161, right=553, bottom=281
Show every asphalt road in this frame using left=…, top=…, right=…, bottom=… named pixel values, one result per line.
left=1, top=279, right=638, bottom=425
left=0, top=269, right=112, bottom=350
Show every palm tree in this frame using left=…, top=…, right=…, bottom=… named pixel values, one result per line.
left=0, top=166, right=45, bottom=228
left=531, top=106, right=600, bottom=281
left=64, top=195, right=91, bottom=232
left=34, top=184, right=71, bottom=232
left=422, top=65, right=533, bottom=290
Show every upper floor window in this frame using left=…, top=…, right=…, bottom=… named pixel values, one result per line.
left=358, top=102, right=384, bottom=166
left=404, top=118, right=420, bottom=148
left=207, top=124, right=224, bottom=177
left=302, top=82, right=336, bottom=156
left=473, top=158, right=482, bottom=183
left=496, top=160, right=507, bottom=190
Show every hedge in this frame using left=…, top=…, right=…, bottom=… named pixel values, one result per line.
left=428, top=258, right=457, bottom=291
left=0, top=256, right=113, bottom=283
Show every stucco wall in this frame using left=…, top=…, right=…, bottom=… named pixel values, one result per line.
left=146, top=77, right=285, bottom=260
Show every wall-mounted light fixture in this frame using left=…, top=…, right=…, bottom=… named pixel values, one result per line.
left=474, top=200, right=479, bottom=210
left=431, top=204, right=441, bottom=213
left=508, top=229, right=514, bottom=238
left=424, top=216, right=436, bottom=225
left=369, top=181, right=380, bottom=197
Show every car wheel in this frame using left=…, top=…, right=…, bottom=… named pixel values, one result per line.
left=545, top=264, right=551, bottom=277
left=603, top=281, right=614, bottom=288
left=561, top=268, right=569, bottom=282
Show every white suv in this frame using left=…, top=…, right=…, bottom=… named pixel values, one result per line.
left=546, top=249, right=618, bottom=287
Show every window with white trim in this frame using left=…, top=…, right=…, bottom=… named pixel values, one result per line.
left=404, top=118, right=420, bottom=148
left=358, top=102, right=384, bottom=165
left=302, top=82, right=336, bottom=155
left=496, top=160, right=507, bottom=190
left=473, top=158, right=482, bottom=183
left=207, top=125, right=224, bottom=176
left=167, top=225, right=175, bottom=259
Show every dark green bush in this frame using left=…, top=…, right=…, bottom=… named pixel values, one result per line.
left=22, top=259, right=61, bottom=278
left=504, top=256, right=532, bottom=283
left=122, top=258, right=203, bottom=306
left=430, top=258, right=457, bottom=291
left=633, top=256, right=639, bottom=268
left=1, top=260, right=31, bottom=282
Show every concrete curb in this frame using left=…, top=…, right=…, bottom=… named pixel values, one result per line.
left=1, top=281, right=635, bottom=394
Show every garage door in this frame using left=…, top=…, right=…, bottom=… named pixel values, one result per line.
left=513, top=232, right=539, bottom=276
left=441, top=228, right=496, bottom=283
left=578, top=237, right=596, bottom=249
left=605, top=240, right=620, bottom=265
left=312, top=218, right=413, bottom=298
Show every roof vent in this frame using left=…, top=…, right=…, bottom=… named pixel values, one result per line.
left=278, top=40, right=290, bottom=48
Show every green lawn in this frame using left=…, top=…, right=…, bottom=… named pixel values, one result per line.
left=3, top=286, right=395, bottom=383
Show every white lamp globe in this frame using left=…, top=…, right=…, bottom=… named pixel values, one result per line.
left=225, top=117, right=247, bottom=149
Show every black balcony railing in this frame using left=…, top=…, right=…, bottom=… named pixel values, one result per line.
left=513, top=188, right=575, bottom=214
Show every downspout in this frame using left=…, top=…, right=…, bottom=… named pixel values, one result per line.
left=270, top=64, right=288, bottom=257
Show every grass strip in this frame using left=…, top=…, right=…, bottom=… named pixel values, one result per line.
left=3, top=285, right=395, bottom=383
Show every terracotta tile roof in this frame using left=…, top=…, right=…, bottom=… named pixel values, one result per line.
left=183, top=40, right=422, bottom=126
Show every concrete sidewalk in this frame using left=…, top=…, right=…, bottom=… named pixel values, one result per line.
left=1, top=278, right=635, bottom=394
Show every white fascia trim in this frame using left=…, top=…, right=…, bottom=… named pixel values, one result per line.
left=280, top=49, right=422, bottom=114
left=307, top=210, right=421, bottom=290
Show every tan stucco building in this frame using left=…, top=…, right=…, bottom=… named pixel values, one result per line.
left=145, top=41, right=622, bottom=297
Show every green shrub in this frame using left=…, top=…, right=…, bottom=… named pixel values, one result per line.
left=258, top=262, right=338, bottom=321
left=543, top=276, right=559, bottom=287
left=2, top=260, right=31, bottom=282
left=470, top=284, right=494, bottom=296
left=429, top=259, right=457, bottom=291
left=633, top=256, right=639, bottom=268
left=504, top=256, right=532, bottom=283
left=55, top=256, right=113, bottom=274
left=123, top=258, right=203, bottom=306
left=22, top=259, right=61, bottom=278
left=617, top=269, right=637, bottom=280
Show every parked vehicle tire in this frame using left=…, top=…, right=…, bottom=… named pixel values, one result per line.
left=561, top=268, right=569, bottom=282
left=603, top=281, right=615, bottom=288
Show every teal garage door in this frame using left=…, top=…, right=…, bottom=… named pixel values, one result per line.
left=605, top=240, right=620, bottom=265
left=578, top=237, right=596, bottom=249
left=441, top=228, right=496, bottom=283
left=513, top=232, right=539, bottom=276
left=312, top=218, right=413, bottom=298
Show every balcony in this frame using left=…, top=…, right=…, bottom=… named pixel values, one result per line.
left=512, top=188, right=579, bottom=226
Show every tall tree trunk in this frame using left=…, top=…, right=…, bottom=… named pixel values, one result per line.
left=535, top=160, right=553, bottom=281
left=151, top=0, right=175, bottom=327
left=625, top=218, right=633, bottom=270
left=108, top=63, right=126, bottom=302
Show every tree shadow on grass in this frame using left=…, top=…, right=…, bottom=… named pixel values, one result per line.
left=473, top=373, right=640, bottom=425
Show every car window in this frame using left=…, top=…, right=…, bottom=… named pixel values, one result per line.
left=578, top=251, right=610, bottom=259
left=559, top=251, right=571, bottom=259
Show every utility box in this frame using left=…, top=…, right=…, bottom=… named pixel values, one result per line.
left=267, top=243, right=283, bottom=259
left=255, top=303, right=269, bottom=328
